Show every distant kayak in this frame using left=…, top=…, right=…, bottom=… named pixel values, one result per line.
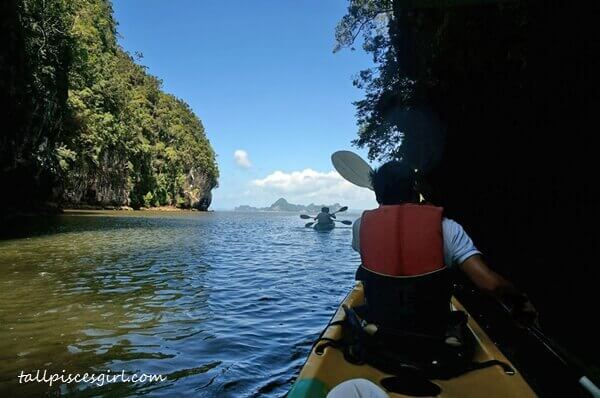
left=288, top=282, right=536, bottom=398
left=313, top=222, right=335, bottom=231
left=299, top=206, right=351, bottom=230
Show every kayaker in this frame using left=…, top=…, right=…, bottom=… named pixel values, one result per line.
left=352, top=160, right=537, bottom=331
left=315, top=207, right=336, bottom=227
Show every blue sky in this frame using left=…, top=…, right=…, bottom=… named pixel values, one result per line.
left=113, top=0, right=379, bottom=210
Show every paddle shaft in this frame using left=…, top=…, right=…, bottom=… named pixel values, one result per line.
left=335, top=220, right=352, bottom=225
left=300, top=206, right=348, bottom=220
left=527, top=325, right=599, bottom=397
left=304, top=220, right=350, bottom=227
left=333, top=206, right=348, bottom=215
left=500, top=302, right=600, bottom=397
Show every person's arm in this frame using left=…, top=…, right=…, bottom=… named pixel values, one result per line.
left=459, top=255, right=519, bottom=298
left=445, top=219, right=538, bottom=324
left=459, top=255, right=538, bottom=325
left=351, top=218, right=361, bottom=253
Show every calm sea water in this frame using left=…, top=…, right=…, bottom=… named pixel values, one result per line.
left=0, top=211, right=360, bottom=397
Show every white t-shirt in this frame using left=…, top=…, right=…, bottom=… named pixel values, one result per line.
left=352, top=216, right=481, bottom=268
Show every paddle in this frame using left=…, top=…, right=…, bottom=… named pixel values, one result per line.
left=332, top=151, right=428, bottom=202
left=529, top=327, right=600, bottom=397
left=335, top=220, right=352, bottom=225
left=331, top=151, right=374, bottom=190
left=332, top=205, right=348, bottom=214
left=500, top=302, right=600, bottom=397
left=300, top=206, right=348, bottom=221
left=303, top=219, right=351, bottom=226
left=302, top=218, right=351, bottom=226
left=306, top=221, right=351, bottom=227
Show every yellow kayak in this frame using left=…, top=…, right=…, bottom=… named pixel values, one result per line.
left=288, top=282, right=536, bottom=397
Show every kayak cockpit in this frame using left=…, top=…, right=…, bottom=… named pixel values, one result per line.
left=288, top=282, right=536, bottom=397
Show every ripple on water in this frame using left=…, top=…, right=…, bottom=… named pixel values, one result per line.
left=0, top=211, right=360, bottom=397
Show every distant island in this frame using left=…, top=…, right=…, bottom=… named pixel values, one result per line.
left=235, top=198, right=343, bottom=213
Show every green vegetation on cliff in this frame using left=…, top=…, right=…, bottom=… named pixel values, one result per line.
left=1, top=0, right=218, bottom=211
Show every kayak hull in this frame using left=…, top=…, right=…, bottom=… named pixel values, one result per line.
left=288, top=282, right=536, bottom=398
left=313, top=223, right=335, bottom=231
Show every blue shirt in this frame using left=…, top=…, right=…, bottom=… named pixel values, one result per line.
left=351, top=216, right=481, bottom=267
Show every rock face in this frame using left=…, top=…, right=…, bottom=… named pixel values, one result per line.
left=235, top=198, right=342, bottom=213
left=62, top=151, right=131, bottom=207
left=269, top=198, right=304, bottom=212
left=181, top=168, right=213, bottom=210
left=62, top=156, right=214, bottom=210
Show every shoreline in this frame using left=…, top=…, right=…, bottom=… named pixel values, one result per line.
left=65, top=204, right=208, bottom=212
left=1, top=205, right=211, bottom=220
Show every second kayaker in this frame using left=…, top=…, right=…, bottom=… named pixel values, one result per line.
left=351, top=160, right=537, bottom=336
left=315, top=207, right=336, bottom=227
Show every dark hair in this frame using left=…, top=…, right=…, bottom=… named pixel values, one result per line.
left=321, top=207, right=329, bottom=213
left=370, top=161, right=417, bottom=205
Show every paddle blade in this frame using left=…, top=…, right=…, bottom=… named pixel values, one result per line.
left=331, top=151, right=374, bottom=190
left=336, top=206, right=348, bottom=213
left=300, top=214, right=312, bottom=219
left=335, top=219, right=352, bottom=225
left=305, top=222, right=315, bottom=228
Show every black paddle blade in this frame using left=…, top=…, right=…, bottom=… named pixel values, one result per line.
left=300, top=214, right=312, bottom=219
left=305, top=222, right=315, bottom=228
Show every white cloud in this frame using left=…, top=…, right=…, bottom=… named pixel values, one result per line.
left=250, top=169, right=377, bottom=210
left=233, top=150, right=252, bottom=168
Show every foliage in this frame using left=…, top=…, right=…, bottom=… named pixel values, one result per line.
left=1, top=0, right=218, bottom=211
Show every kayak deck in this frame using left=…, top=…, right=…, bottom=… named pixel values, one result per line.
left=289, top=282, right=536, bottom=397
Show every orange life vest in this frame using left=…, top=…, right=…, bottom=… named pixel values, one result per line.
left=359, top=204, right=445, bottom=277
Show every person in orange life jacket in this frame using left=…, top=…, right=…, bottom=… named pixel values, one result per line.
left=352, top=161, right=538, bottom=333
